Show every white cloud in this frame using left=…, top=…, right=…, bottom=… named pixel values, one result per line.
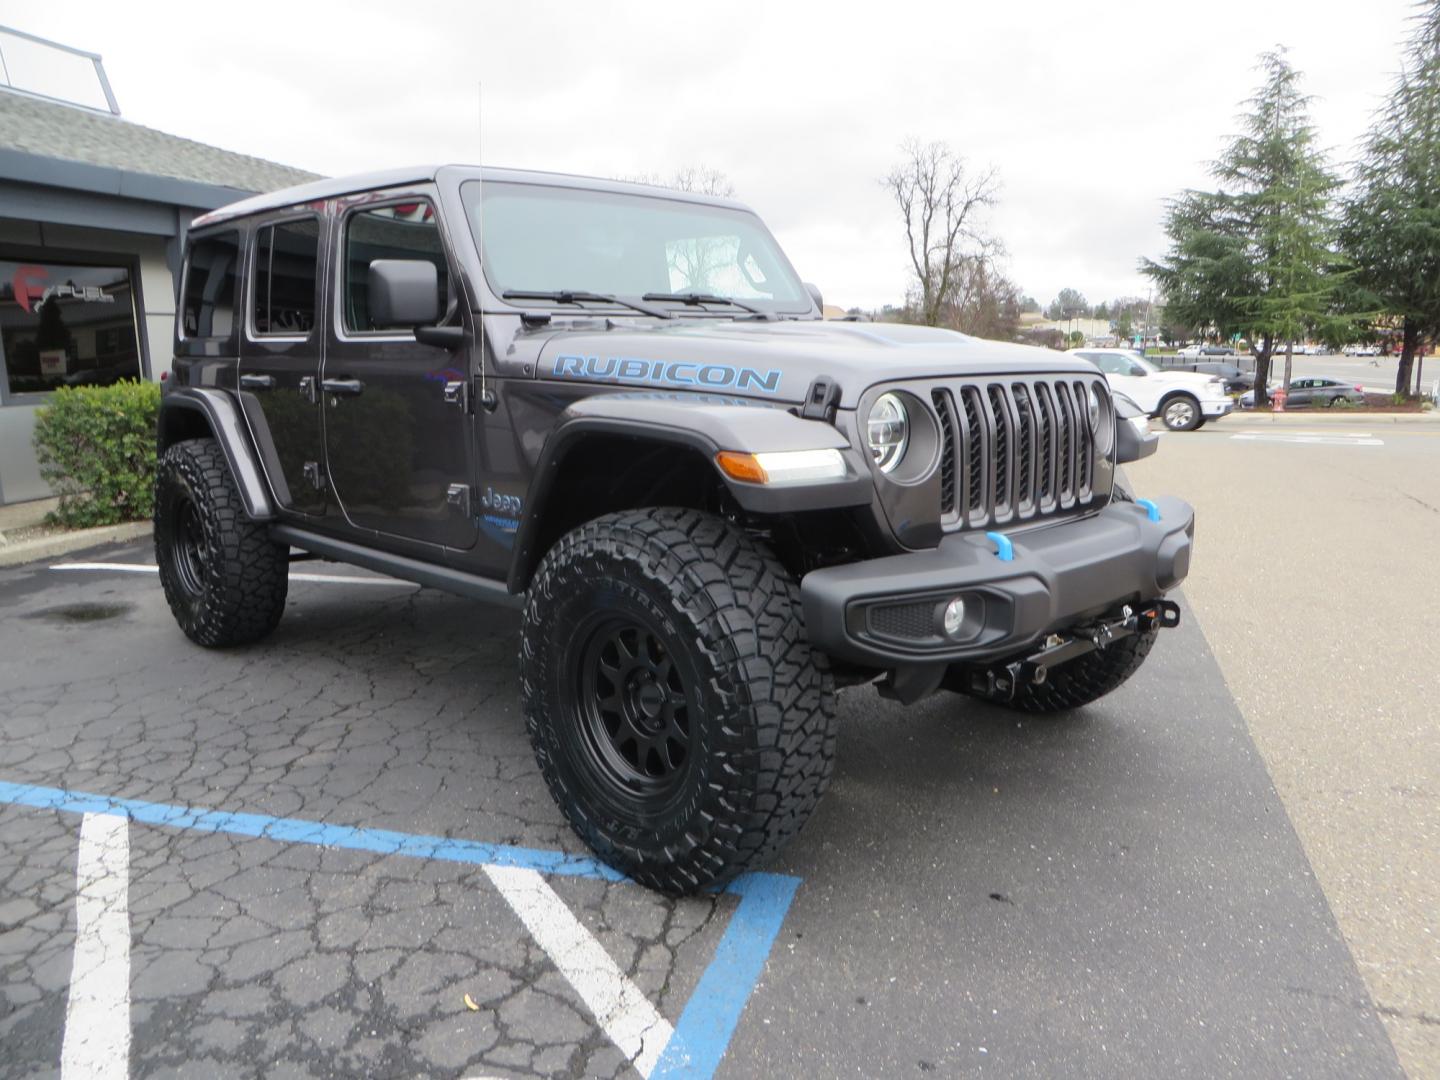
left=17, top=0, right=1415, bottom=311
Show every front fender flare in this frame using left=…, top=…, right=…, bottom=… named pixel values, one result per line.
left=506, top=395, right=873, bottom=593
left=157, top=388, right=275, bottom=521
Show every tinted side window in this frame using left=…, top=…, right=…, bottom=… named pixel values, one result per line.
left=343, top=203, right=448, bottom=332
left=253, top=219, right=320, bottom=336
left=182, top=231, right=239, bottom=339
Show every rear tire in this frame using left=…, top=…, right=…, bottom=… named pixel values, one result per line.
left=520, top=507, right=837, bottom=894
left=154, top=438, right=288, bottom=647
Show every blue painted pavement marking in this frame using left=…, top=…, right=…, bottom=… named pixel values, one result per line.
left=0, top=778, right=800, bottom=1079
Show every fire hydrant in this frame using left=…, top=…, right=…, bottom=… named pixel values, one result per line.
left=1273, top=389, right=1287, bottom=412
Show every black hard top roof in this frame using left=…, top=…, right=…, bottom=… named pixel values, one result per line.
left=190, top=164, right=750, bottom=229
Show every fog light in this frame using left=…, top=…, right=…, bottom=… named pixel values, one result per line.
left=942, top=597, right=967, bottom=638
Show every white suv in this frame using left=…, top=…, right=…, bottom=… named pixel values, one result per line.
left=1068, top=349, right=1234, bottom=431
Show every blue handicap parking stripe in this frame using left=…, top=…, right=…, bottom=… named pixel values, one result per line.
left=0, top=778, right=800, bottom=1079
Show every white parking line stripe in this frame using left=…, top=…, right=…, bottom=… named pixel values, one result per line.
left=485, top=865, right=675, bottom=1078
left=62, top=812, right=130, bottom=1080
left=50, top=563, right=416, bottom=587
left=1230, top=433, right=1384, bottom=446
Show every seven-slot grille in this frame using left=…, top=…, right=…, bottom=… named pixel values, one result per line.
left=929, top=377, right=1105, bottom=531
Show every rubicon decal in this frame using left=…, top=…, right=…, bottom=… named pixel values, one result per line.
left=552, top=354, right=783, bottom=394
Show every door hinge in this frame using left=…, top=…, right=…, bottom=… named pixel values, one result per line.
left=303, top=461, right=326, bottom=491
left=445, top=483, right=471, bottom=515
left=443, top=379, right=469, bottom=412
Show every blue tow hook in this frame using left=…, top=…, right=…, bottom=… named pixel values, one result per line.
left=1135, top=498, right=1162, bottom=522
left=984, top=531, right=1014, bottom=562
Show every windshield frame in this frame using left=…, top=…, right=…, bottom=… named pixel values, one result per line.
left=460, top=179, right=816, bottom=318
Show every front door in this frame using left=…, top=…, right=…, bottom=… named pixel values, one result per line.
left=322, top=191, right=478, bottom=549
left=237, top=215, right=327, bottom=516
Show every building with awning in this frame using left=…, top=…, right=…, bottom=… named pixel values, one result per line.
left=0, top=25, right=316, bottom=504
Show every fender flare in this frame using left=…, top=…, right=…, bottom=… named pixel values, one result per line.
left=157, top=388, right=276, bottom=521
left=505, top=395, right=872, bottom=593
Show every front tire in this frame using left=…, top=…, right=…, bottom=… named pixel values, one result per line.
left=154, top=438, right=288, bottom=647
left=1160, top=394, right=1203, bottom=431
left=520, top=508, right=837, bottom=893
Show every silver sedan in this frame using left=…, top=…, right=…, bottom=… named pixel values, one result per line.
left=1240, top=377, right=1366, bottom=408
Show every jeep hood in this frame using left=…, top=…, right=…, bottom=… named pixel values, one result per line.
left=528, top=319, right=1099, bottom=408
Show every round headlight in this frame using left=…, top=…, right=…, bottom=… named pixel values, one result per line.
left=1089, top=383, right=1114, bottom=454
left=866, top=392, right=909, bottom=473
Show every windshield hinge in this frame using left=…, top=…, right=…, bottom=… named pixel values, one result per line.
left=800, top=376, right=841, bottom=423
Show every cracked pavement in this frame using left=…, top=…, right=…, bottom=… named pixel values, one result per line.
left=0, top=538, right=1409, bottom=1077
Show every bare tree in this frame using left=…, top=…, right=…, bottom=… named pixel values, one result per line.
left=884, top=139, right=1001, bottom=326
left=624, top=165, right=735, bottom=197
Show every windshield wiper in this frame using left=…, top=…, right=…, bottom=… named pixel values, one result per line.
left=641, top=292, right=775, bottom=319
left=501, top=290, right=673, bottom=319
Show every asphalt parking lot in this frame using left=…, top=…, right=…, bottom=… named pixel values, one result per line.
left=0, top=524, right=1409, bottom=1079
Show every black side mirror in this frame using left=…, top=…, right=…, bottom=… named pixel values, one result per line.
left=368, top=259, right=440, bottom=328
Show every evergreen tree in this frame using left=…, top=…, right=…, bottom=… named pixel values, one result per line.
left=1144, top=50, right=1342, bottom=403
left=1342, top=1, right=1440, bottom=397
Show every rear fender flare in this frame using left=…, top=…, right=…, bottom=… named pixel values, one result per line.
left=157, top=388, right=275, bottom=521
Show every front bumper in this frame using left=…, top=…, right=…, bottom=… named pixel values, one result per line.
left=800, top=496, right=1195, bottom=668
left=1201, top=397, right=1234, bottom=418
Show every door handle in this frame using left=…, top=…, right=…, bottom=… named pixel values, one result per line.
left=240, top=374, right=276, bottom=390
left=320, top=377, right=365, bottom=398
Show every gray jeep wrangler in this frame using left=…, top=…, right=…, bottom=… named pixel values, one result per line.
left=155, top=166, right=1193, bottom=893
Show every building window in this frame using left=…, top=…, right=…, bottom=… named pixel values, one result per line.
left=343, top=203, right=448, bottom=332
left=0, top=259, right=141, bottom=397
left=253, top=219, right=320, bottom=336
left=182, top=231, right=239, bottom=339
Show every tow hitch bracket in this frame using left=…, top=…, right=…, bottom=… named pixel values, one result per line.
left=959, top=598, right=1182, bottom=701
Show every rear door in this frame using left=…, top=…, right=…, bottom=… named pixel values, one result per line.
left=238, top=214, right=327, bottom=516
left=321, top=188, right=478, bottom=550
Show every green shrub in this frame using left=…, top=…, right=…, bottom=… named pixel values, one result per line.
left=32, top=380, right=162, bottom=528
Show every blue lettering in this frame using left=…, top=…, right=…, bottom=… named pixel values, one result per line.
left=698, top=365, right=733, bottom=387
left=554, top=355, right=586, bottom=376
left=665, top=362, right=696, bottom=385
left=737, top=368, right=782, bottom=393
left=586, top=356, right=617, bottom=377
left=618, top=358, right=650, bottom=380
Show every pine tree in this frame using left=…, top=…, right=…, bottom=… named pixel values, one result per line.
left=1144, top=50, right=1342, bottom=403
left=1342, top=1, right=1440, bottom=397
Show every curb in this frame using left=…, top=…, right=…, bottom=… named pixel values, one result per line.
left=1212, top=411, right=1440, bottom=426
left=0, top=521, right=151, bottom=569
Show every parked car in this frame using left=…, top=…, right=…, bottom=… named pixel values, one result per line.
left=1342, top=343, right=1380, bottom=357
left=1153, top=358, right=1254, bottom=394
left=1068, top=348, right=1233, bottom=430
left=1239, top=377, right=1366, bottom=408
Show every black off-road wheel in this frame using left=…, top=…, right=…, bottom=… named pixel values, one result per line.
left=154, top=438, right=288, bottom=647
left=520, top=508, right=837, bottom=894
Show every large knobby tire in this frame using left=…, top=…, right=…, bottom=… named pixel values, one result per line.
left=154, top=438, right=288, bottom=647
left=520, top=508, right=837, bottom=894
left=999, top=627, right=1158, bottom=714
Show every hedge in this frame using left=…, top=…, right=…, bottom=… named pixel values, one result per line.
left=32, top=380, right=162, bottom=528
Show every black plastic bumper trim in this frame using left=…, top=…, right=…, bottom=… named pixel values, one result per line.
left=799, top=496, right=1195, bottom=667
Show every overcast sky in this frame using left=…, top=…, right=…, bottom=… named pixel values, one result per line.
left=14, top=0, right=1420, bottom=310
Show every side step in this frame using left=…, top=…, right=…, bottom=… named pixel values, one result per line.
left=270, top=525, right=523, bottom=608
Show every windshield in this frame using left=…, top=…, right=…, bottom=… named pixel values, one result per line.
left=1134, top=355, right=1163, bottom=374
left=462, top=181, right=810, bottom=313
